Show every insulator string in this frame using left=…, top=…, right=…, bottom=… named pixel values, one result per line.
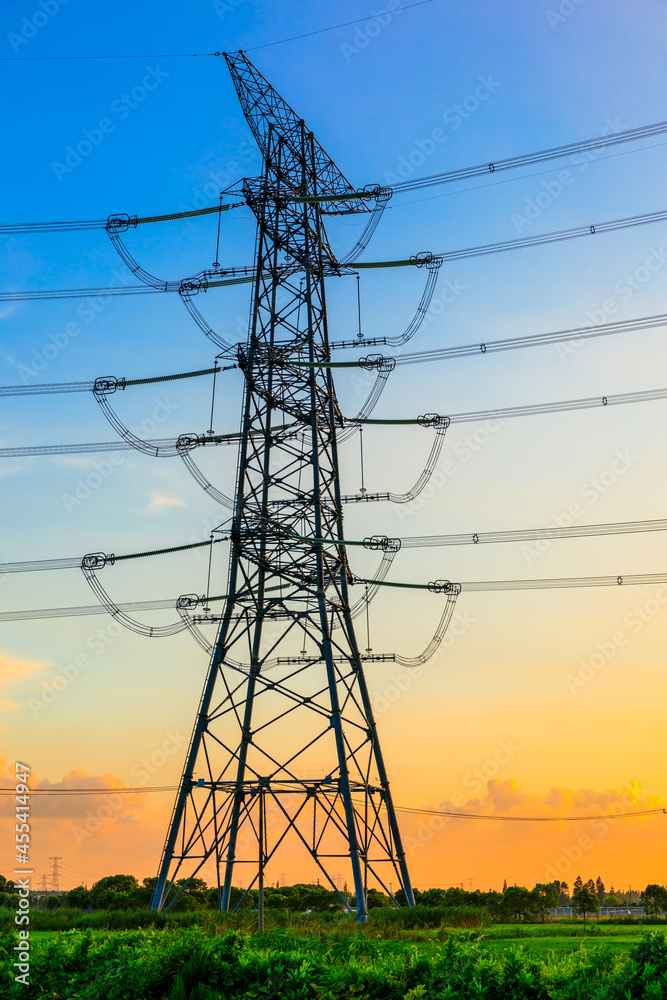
left=208, top=365, right=220, bottom=436
left=213, top=194, right=224, bottom=267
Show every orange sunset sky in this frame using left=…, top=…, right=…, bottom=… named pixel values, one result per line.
left=2, top=0, right=667, bottom=897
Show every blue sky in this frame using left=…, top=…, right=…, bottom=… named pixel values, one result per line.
left=2, top=0, right=667, bottom=888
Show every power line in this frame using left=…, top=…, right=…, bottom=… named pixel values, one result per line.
left=389, top=118, right=667, bottom=194
left=3, top=569, right=667, bottom=624
left=440, top=383, right=667, bottom=424
left=350, top=383, right=667, bottom=425
left=244, top=0, right=441, bottom=52
left=0, top=3, right=441, bottom=62
left=0, top=301, right=664, bottom=408
left=392, top=311, right=667, bottom=365
left=395, top=806, right=667, bottom=823
left=3, top=115, right=667, bottom=234
left=5, top=202, right=667, bottom=304
left=2, top=517, right=665, bottom=578
left=0, top=786, right=178, bottom=794
left=0, top=51, right=219, bottom=63
left=351, top=384, right=667, bottom=423
left=0, top=538, right=225, bottom=575
left=0, top=431, right=246, bottom=458
left=0, top=201, right=244, bottom=236
left=0, top=270, right=254, bottom=303
left=3, top=308, right=667, bottom=403
left=0, top=581, right=291, bottom=623
left=386, top=138, right=667, bottom=213
left=59, top=861, right=96, bottom=876
left=0, top=437, right=184, bottom=458
left=0, top=365, right=223, bottom=398
left=3, top=381, right=666, bottom=460
left=2, top=784, right=663, bottom=823
left=402, top=517, right=667, bottom=546
left=322, top=517, right=667, bottom=549
left=0, top=597, right=203, bottom=623
left=357, top=572, right=667, bottom=593
left=352, top=206, right=667, bottom=270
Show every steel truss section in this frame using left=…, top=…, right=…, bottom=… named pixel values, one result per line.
left=152, top=53, right=414, bottom=921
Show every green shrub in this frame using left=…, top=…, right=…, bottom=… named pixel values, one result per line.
left=369, top=904, right=490, bottom=930
left=606, top=930, right=667, bottom=999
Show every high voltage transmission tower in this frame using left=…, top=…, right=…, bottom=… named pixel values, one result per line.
left=49, top=856, right=62, bottom=893
left=3, top=48, right=667, bottom=921
left=151, top=53, right=416, bottom=921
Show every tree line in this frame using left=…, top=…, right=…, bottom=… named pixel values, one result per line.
left=7, top=872, right=665, bottom=919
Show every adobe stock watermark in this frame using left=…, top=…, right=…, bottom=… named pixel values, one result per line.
left=521, top=448, right=638, bottom=565
left=566, top=585, right=667, bottom=695
left=7, top=0, right=70, bottom=54
left=60, top=454, right=126, bottom=514
left=543, top=784, right=645, bottom=881
left=52, top=66, right=170, bottom=181
left=176, top=139, right=258, bottom=215
left=71, top=730, right=187, bottom=845
left=394, top=419, right=505, bottom=526
left=382, top=75, right=501, bottom=186
left=184, top=281, right=293, bottom=346
left=556, top=244, right=667, bottom=363
left=511, top=118, right=626, bottom=234
left=61, top=395, right=179, bottom=513
left=403, top=739, right=521, bottom=856
left=27, top=620, right=123, bottom=716
left=372, top=609, right=477, bottom=717
left=351, top=270, right=469, bottom=380
left=213, top=0, right=247, bottom=21
left=348, top=275, right=469, bottom=406
left=340, top=0, right=403, bottom=62
left=15, top=268, right=136, bottom=382
left=545, top=0, right=589, bottom=32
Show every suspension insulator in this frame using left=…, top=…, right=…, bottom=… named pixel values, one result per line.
left=81, top=552, right=114, bottom=570
left=358, top=354, right=396, bottom=372
left=177, top=594, right=200, bottom=610
left=93, top=376, right=123, bottom=395
left=106, top=213, right=138, bottom=232
left=417, top=413, right=450, bottom=429
left=179, top=278, right=206, bottom=296
left=410, top=251, right=438, bottom=268
left=362, top=535, right=401, bottom=551
left=176, top=433, right=200, bottom=452
left=363, top=535, right=387, bottom=550
left=361, top=184, right=392, bottom=204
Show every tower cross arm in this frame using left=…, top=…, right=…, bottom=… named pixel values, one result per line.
left=225, top=51, right=370, bottom=215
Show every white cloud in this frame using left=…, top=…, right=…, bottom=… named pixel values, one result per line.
left=0, top=651, right=51, bottom=711
left=147, top=492, right=186, bottom=514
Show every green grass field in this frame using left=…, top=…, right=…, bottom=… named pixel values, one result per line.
left=474, top=923, right=647, bottom=957
left=3, top=918, right=665, bottom=999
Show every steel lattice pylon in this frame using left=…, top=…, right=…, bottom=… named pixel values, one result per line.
left=152, top=53, right=415, bottom=921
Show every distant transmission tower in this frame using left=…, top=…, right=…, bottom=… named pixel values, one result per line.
left=49, top=856, right=62, bottom=892
left=152, top=53, right=415, bottom=921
